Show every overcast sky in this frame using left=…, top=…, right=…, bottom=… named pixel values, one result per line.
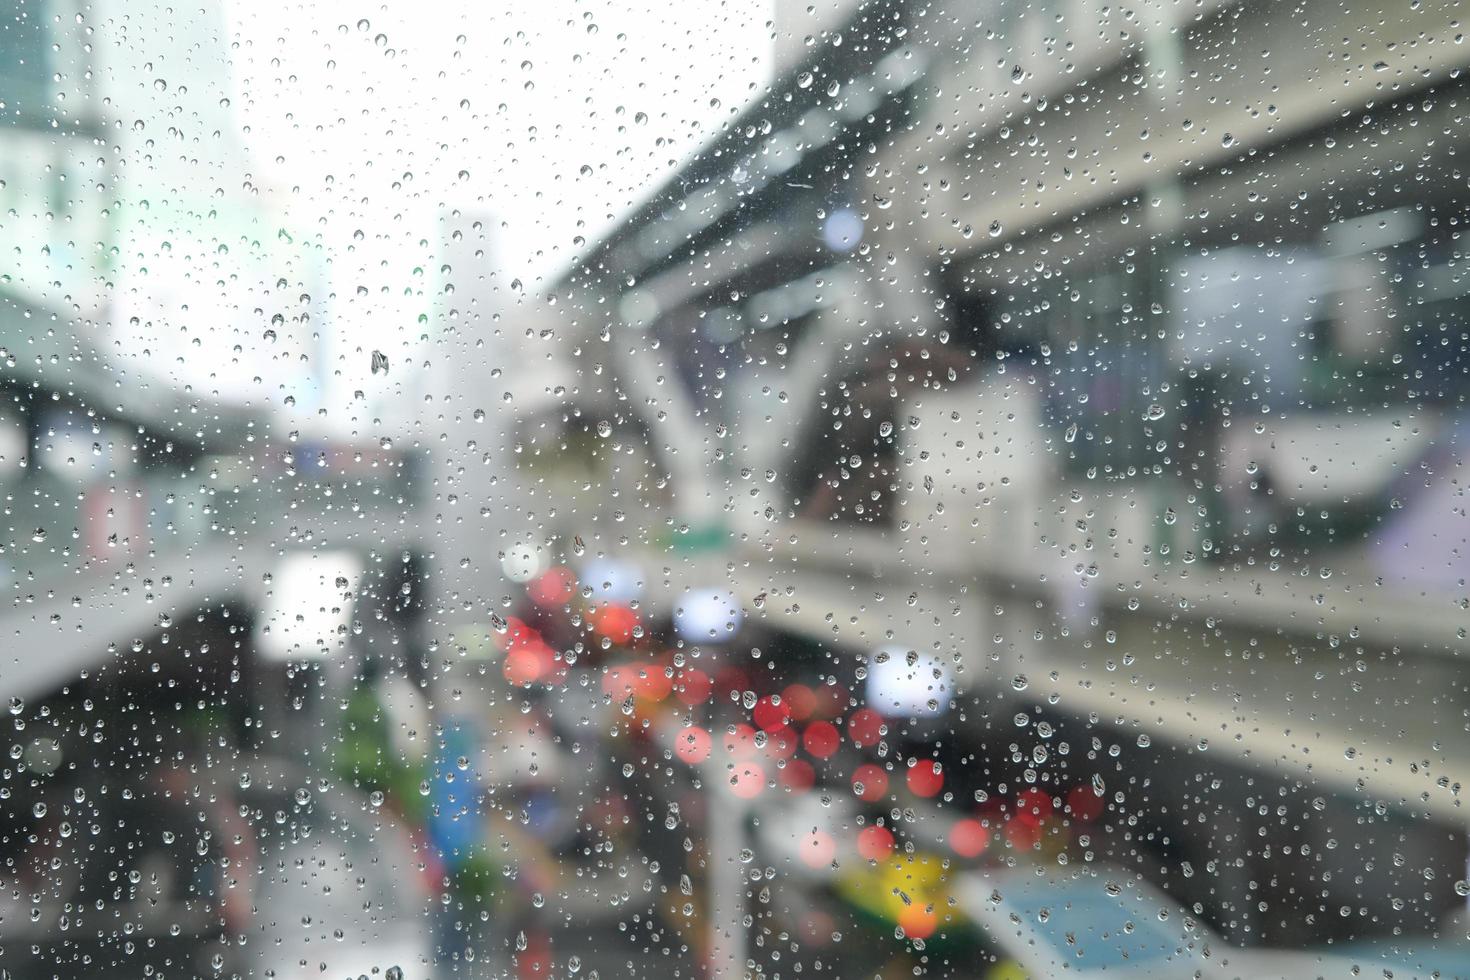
left=154, top=0, right=776, bottom=429
left=106, top=0, right=772, bottom=432
left=225, top=0, right=773, bottom=288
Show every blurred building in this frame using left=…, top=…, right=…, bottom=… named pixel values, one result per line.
left=1, top=0, right=1468, bottom=976
left=542, top=0, right=1470, bottom=959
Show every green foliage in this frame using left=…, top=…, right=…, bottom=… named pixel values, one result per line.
left=334, top=678, right=429, bottom=826
left=451, top=850, right=502, bottom=905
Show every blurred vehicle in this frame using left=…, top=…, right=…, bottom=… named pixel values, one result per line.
left=953, top=867, right=1470, bottom=980
left=954, top=867, right=1220, bottom=978
left=5, top=0, right=1470, bottom=975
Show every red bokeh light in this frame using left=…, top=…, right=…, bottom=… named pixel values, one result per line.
left=1067, top=784, right=1106, bottom=822
left=897, top=903, right=938, bottom=940
left=542, top=646, right=569, bottom=685
left=590, top=604, right=638, bottom=645
left=673, top=726, right=711, bottom=765
left=503, top=646, right=544, bottom=686
left=851, top=763, right=889, bottom=802
left=976, top=793, right=1006, bottom=821
left=950, top=818, right=990, bottom=858
left=764, top=726, right=799, bottom=759
left=906, top=760, right=944, bottom=798
left=723, top=724, right=760, bottom=760
left=799, top=831, right=836, bottom=869
left=779, top=758, right=816, bottom=792
left=1015, top=787, right=1054, bottom=824
left=815, top=682, right=849, bottom=719
left=674, top=667, right=713, bottom=705
left=753, top=695, right=793, bottom=732
left=802, top=721, right=840, bottom=759
left=1005, top=814, right=1044, bottom=851
left=714, top=666, right=750, bottom=698
left=781, top=684, right=818, bottom=721
left=633, top=664, right=672, bottom=701
left=527, top=566, right=576, bottom=607
left=730, top=762, right=765, bottom=799
left=502, top=616, right=540, bottom=651
left=845, top=708, right=884, bottom=748
left=857, top=825, right=895, bottom=861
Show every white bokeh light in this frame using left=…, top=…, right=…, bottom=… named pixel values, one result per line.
left=865, top=646, right=953, bottom=719
left=674, top=590, right=743, bottom=642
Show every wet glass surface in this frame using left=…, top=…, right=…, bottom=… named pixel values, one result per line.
left=1, top=0, right=1468, bottom=977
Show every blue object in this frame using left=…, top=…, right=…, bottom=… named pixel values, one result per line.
left=426, top=720, right=483, bottom=870
left=1328, top=938, right=1470, bottom=977
left=1010, top=877, right=1190, bottom=969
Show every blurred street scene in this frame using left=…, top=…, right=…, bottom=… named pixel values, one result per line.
left=2, top=0, right=1470, bottom=976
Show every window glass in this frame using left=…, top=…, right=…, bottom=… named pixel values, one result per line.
left=1, top=0, right=1467, bottom=977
